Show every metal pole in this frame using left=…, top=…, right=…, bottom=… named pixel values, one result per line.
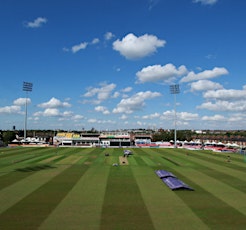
left=24, top=92, right=27, bottom=141
left=23, top=82, right=33, bottom=142
left=170, top=84, right=180, bottom=148
left=174, top=93, right=177, bottom=148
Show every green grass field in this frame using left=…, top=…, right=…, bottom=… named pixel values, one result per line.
left=0, top=147, right=245, bottom=230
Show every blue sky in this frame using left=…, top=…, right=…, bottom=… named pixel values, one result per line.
left=1, top=0, right=246, bottom=131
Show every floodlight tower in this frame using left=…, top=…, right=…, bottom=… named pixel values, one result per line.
left=170, top=84, right=180, bottom=148
left=23, top=82, right=33, bottom=141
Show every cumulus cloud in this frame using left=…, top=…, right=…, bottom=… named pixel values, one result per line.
left=202, top=114, right=225, bottom=121
left=0, top=105, right=22, bottom=114
left=70, top=115, right=84, bottom=121
left=104, top=32, right=115, bottom=40
left=203, top=87, right=246, bottom=101
left=13, top=98, right=31, bottom=106
left=136, top=63, right=188, bottom=83
left=25, top=17, right=47, bottom=28
left=193, top=0, right=218, bottom=5
left=95, top=106, right=110, bottom=114
left=111, top=92, right=119, bottom=98
left=87, top=118, right=97, bottom=123
left=71, top=42, right=88, bottom=53
left=197, top=86, right=246, bottom=113
left=38, top=97, right=71, bottom=109
left=161, top=110, right=199, bottom=121
left=121, top=87, right=132, bottom=93
left=87, top=118, right=116, bottom=124
left=180, top=67, right=228, bottom=83
left=65, top=37, right=99, bottom=53
left=91, top=38, right=100, bottom=44
left=113, top=91, right=161, bottom=114
left=190, top=80, right=223, bottom=92
left=83, top=83, right=116, bottom=104
left=161, top=110, right=174, bottom=120
left=179, top=112, right=199, bottom=121
left=34, top=108, right=60, bottom=117
left=197, top=101, right=246, bottom=112
left=119, top=114, right=128, bottom=120
left=142, top=112, right=160, bottom=119
left=34, top=108, right=75, bottom=118
left=113, top=33, right=166, bottom=60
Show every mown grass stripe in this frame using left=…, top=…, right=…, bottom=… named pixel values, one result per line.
left=0, top=147, right=42, bottom=159
left=141, top=156, right=157, bottom=166
left=55, top=154, right=83, bottom=165
left=24, top=153, right=55, bottom=164
left=0, top=164, right=88, bottom=229
left=198, top=150, right=245, bottom=165
left=39, top=155, right=64, bottom=164
left=182, top=149, right=246, bottom=171
left=170, top=169, right=246, bottom=229
left=100, top=166, right=154, bottom=230
left=139, top=148, right=246, bottom=228
left=132, top=166, right=209, bottom=230
left=0, top=170, right=35, bottom=191
left=174, top=168, right=246, bottom=216
left=0, top=165, right=68, bottom=215
left=103, top=154, right=118, bottom=165
left=39, top=165, right=110, bottom=230
left=125, top=155, right=137, bottom=165
left=172, top=150, right=246, bottom=183
left=133, top=155, right=149, bottom=165
left=171, top=152, right=246, bottom=194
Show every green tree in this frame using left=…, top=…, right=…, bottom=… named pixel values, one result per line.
left=2, top=131, right=16, bottom=145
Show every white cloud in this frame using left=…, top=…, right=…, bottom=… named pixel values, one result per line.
left=121, top=87, right=132, bottom=93
left=25, top=17, right=47, bottom=28
left=42, top=108, right=60, bottom=117
left=197, top=100, right=246, bottom=112
left=142, top=112, right=160, bottom=119
left=104, top=32, right=115, bottom=40
left=178, top=112, right=199, bottom=121
left=161, top=110, right=174, bottom=120
left=95, top=106, right=110, bottom=114
left=119, top=114, right=128, bottom=120
left=227, top=113, right=246, bottom=122
left=203, top=87, right=246, bottom=101
left=180, top=67, right=228, bottom=83
left=112, top=92, right=120, bottom=98
left=196, top=86, right=246, bottom=113
left=91, top=38, right=100, bottom=44
left=87, top=118, right=116, bottom=125
left=13, top=98, right=31, bottom=106
left=83, top=83, right=116, bottom=104
left=202, top=114, right=225, bottom=121
left=113, top=33, right=166, bottom=60
left=38, top=97, right=71, bottom=109
left=34, top=108, right=75, bottom=118
left=161, top=110, right=199, bottom=121
left=87, top=118, right=97, bottom=123
left=136, top=63, right=188, bottom=83
left=193, top=0, right=218, bottom=5
left=0, top=105, right=22, bottom=114
left=71, top=42, right=88, bottom=53
left=113, top=91, right=161, bottom=114
left=71, top=115, right=84, bottom=120
left=190, top=80, right=223, bottom=92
